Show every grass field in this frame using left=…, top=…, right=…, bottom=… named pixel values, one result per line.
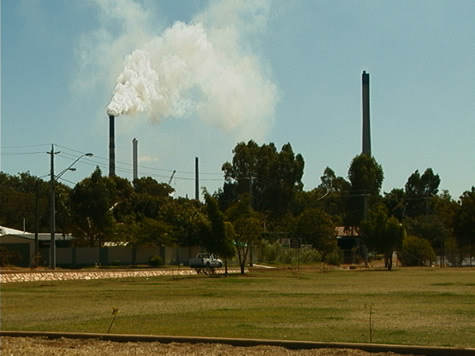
left=1, top=267, right=474, bottom=348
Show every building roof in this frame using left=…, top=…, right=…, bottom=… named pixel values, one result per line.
left=0, top=226, right=28, bottom=235
left=0, top=226, right=74, bottom=241
left=335, top=226, right=360, bottom=237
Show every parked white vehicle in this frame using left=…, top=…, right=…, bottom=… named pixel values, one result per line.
left=188, top=253, right=223, bottom=274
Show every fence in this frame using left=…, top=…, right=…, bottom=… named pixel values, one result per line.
left=29, top=245, right=202, bottom=268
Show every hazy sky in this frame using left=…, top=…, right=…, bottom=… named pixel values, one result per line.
left=1, top=0, right=474, bottom=200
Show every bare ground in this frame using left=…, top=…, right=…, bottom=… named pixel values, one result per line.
left=1, top=337, right=419, bottom=356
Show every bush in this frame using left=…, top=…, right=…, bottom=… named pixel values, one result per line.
left=258, top=239, right=324, bottom=265
left=399, top=235, right=436, bottom=266
left=324, top=249, right=342, bottom=266
left=259, top=240, right=281, bottom=263
left=149, top=255, right=164, bottom=267
left=300, top=248, right=322, bottom=264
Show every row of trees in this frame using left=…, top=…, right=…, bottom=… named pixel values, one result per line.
left=1, top=140, right=474, bottom=270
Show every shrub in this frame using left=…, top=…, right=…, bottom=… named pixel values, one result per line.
left=300, top=248, right=322, bottom=263
left=149, top=255, right=164, bottom=267
left=259, top=240, right=281, bottom=263
left=324, top=249, right=342, bottom=266
left=259, top=239, right=325, bottom=265
left=399, top=235, right=436, bottom=266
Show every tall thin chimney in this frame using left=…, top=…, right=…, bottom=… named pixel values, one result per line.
left=362, top=71, right=371, bottom=157
left=109, top=115, right=116, bottom=177
left=195, top=157, right=199, bottom=200
left=132, top=138, right=138, bottom=181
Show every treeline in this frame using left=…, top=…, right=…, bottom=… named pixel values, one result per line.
left=1, top=140, right=474, bottom=269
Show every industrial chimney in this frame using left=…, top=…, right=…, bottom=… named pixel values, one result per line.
left=132, top=138, right=138, bottom=181
left=109, top=115, right=116, bottom=177
left=362, top=71, right=371, bottom=157
left=195, top=157, right=199, bottom=200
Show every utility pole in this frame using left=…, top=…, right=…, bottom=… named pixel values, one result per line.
left=48, top=145, right=92, bottom=269
left=34, top=180, right=39, bottom=266
left=48, top=144, right=59, bottom=270
left=249, top=175, right=254, bottom=267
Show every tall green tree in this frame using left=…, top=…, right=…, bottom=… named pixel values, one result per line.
left=159, top=198, right=205, bottom=248
left=382, top=188, right=406, bottom=221
left=221, top=140, right=304, bottom=218
left=202, top=192, right=235, bottom=275
left=226, top=196, right=263, bottom=274
left=454, top=187, right=475, bottom=264
left=69, top=167, right=115, bottom=246
left=294, top=207, right=337, bottom=261
left=360, top=205, right=405, bottom=270
left=317, top=167, right=350, bottom=223
left=133, top=177, right=173, bottom=220
left=0, top=172, right=50, bottom=232
left=404, top=168, right=440, bottom=216
left=346, top=154, right=384, bottom=227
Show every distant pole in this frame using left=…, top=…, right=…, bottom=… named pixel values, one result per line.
left=249, top=175, right=254, bottom=267
left=195, top=157, right=199, bottom=200
left=35, top=180, right=39, bottom=266
left=132, top=138, right=138, bottom=181
left=49, top=144, right=56, bottom=269
left=362, top=71, right=371, bottom=157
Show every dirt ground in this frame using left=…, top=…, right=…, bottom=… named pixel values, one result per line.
left=1, top=337, right=419, bottom=356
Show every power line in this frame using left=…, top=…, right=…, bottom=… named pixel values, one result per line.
left=1, top=143, right=227, bottom=184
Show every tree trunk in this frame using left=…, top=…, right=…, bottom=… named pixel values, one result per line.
left=224, top=257, right=228, bottom=277
left=386, top=251, right=393, bottom=271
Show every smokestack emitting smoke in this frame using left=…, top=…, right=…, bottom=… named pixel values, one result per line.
left=106, top=21, right=276, bottom=137
left=109, top=115, right=115, bottom=177
left=362, top=71, right=371, bottom=157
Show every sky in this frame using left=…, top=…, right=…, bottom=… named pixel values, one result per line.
left=1, top=0, right=474, bottom=201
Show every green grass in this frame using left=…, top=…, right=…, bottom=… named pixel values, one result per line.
left=1, top=267, right=475, bottom=348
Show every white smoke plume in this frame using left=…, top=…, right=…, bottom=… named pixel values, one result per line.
left=107, top=13, right=277, bottom=138
left=106, top=49, right=159, bottom=116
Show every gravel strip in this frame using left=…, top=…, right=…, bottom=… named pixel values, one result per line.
left=1, top=337, right=417, bottom=356
left=0, top=268, right=245, bottom=283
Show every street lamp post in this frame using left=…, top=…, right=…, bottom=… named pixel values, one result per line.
left=49, top=144, right=93, bottom=269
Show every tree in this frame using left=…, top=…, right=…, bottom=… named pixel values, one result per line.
left=382, top=188, right=406, bottom=221
left=405, top=168, right=440, bottom=216
left=159, top=198, right=205, bottom=248
left=133, top=176, right=174, bottom=197
left=0, top=172, right=50, bottom=232
left=317, top=167, right=350, bottom=223
left=135, top=217, right=174, bottom=247
left=221, top=140, right=304, bottom=218
left=399, top=235, right=436, bottom=266
left=294, top=207, right=337, bottom=261
left=69, top=167, right=115, bottom=246
left=202, top=192, right=235, bottom=276
left=346, top=155, right=384, bottom=227
left=453, top=187, right=475, bottom=265
left=226, top=196, right=263, bottom=274
left=133, top=177, right=173, bottom=220
left=360, top=205, right=405, bottom=270
left=403, top=214, right=451, bottom=259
